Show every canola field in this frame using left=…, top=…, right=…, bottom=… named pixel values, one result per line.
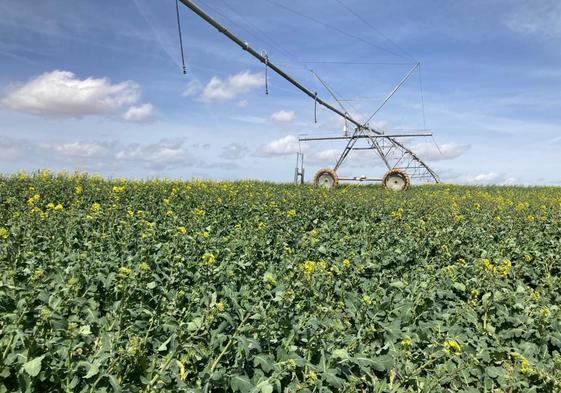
left=1, top=172, right=561, bottom=392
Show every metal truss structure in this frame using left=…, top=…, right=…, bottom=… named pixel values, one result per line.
left=179, top=0, right=440, bottom=190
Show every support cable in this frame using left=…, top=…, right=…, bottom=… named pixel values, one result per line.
left=418, top=63, right=427, bottom=131
left=212, top=0, right=310, bottom=70
left=262, top=0, right=409, bottom=60
left=418, top=63, right=440, bottom=154
left=332, top=0, right=416, bottom=61
left=363, top=62, right=420, bottom=126
left=264, top=52, right=269, bottom=95
left=175, top=0, right=187, bottom=74
left=314, top=92, right=318, bottom=123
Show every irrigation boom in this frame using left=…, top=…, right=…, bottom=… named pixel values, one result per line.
left=179, top=0, right=440, bottom=189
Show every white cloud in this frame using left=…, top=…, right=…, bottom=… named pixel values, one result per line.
left=271, top=110, right=295, bottom=124
left=0, top=136, right=214, bottom=172
left=230, top=115, right=267, bottom=125
left=237, top=100, right=249, bottom=108
left=122, top=103, right=155, bottom=123
left=257, top=135, right=302, bottom=156
left=409, top=142, right=470, bottom=161
left=306, top=148, right=380, bottom=168
left=311, top=149, right=341, bottom=162
left=220, top=143, right=248, bottom=160
left=0, top=137, right=26, bottom=161
left=183, top=80, right=202, bottom=97
left=116, top=139, right=192, bottom=169
left=200, top=71, right=264, bottom=102
left=467, top=172, right=518, bottom=185
left=504, top=1, right=561, bottom=38
left=1, top=70, right=143, bottom=118
left=40, top=141, right=107, bottom=158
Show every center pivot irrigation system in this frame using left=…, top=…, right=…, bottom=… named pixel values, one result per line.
left=177, top=0, right=440, bottom=190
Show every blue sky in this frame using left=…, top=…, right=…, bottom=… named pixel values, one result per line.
left=1, top=0, right=560, bottom=184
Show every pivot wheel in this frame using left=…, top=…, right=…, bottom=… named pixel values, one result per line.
left=314, top=168, right=339, bottom=189
left=383, top=169, right=410, bottom=191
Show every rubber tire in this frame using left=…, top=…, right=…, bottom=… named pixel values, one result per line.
left=314, top=168, right=339, bottom=189
left=383, top=169, right=410, bottom=191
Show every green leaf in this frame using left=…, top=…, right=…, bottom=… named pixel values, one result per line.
left=389, top=281, right=405, bottom=289
left=78, top=325, right=91, bottom=336
left=332, top=348, right=349, bottom=360
left=261, top=385, right=273, bottom=393
left=486, top=366, right=506, bottom=379
left=253, top=354, right=274, bottom=373
left=321, top=370, right=344, bottom=387
left=157, top=335, right=174, bottom=352
left=84, top=360, right=101, bottom=379
left=453, top=282, right=466, bottom=292
left=22, top=355, right=45, bottom=377
left=187, top=317, right=203, bottom=332
left=230, top=374, right=253, bottom=392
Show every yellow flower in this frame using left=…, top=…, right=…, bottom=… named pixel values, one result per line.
left=263, top=272, right=276, bottom=287
left=202, top=252, right=216, bottom=266
left=391, top=208, right=404, bottom=220
left=510, top=352, right=532, bottom=375
left=91, top=202, right=101, bottom=212
left=305, top=371, right=318, bottom=383
left=526, top=214, right=535, bottom=222
left=302, top=260, right=316, bottom=279
left=139, top=262, right=150, bottom=272
left=39, top=308, right=52, bottom=322
left=27, top=194, right=40, bottom=206
left=318, top=259, right=327, bottom=272
left=54, top=203, right=64, bottom=211
left=31, top=269, right=45, bottom=281
left=46, top=202, right=55, bottom=209
left=443, top=339, right=461, bottom=356
left=117, top=266, right=133, bottom=279
left=215, top=302, right=225, bottom=312
left=497, top=259, right=512, bottom=277
left=400, top=337, right=413, bottom=347
left=480, top=258, right=495, bottom=273
left=112, top=186, right=125, bottom=194
left=177, top=226, right=187, bottom=235
left=257, top=222, right=266, bottom=230
left=468, top=288, right=480, bottom=307
left=193, top=208, right=205, bottom=217
left=342, top=258, right=351, bottom=268
left=234, top=223, right=242, bottom=230
left=0, top=228, right=9, bottom=240
left=529, top=289, right=541, bottom=301
left=75, top=185, right=83, bottom=194
left=362, top=295, right=373, bottom=305
left=287, top=209, right=297, bottom=217
left=330, top=265, right=341, bottom=276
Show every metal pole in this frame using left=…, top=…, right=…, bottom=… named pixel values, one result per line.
left=299, top=133, right=432, bottom=142
left=178, top=0, right=372, bottom=133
